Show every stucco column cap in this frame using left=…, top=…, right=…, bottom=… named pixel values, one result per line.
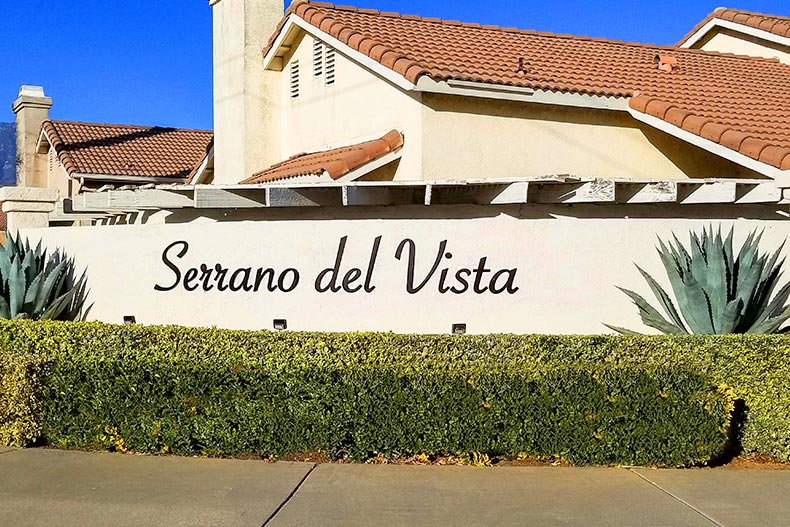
left=0, top=187, right=59, bottom=203
left=12, top=86, right=53, bottom=114
left=2, top=201, right=56, bottom=214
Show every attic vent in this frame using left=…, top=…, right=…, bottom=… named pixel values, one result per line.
left=325, top=47, right=336, bottom=85
left=48, top=148, right=55, bottom=173
left=313, top=39, right=324, bottom=76
left=290, top=60, right=300, bottom=98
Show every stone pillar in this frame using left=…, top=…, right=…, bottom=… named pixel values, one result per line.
left=0, top=187, right=59, bottom=237
left=12, top=86, right=52, bottom=188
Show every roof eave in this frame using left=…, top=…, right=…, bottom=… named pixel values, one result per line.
left=627, top=107, right=787, bottom=182
left=415, top=77, right=630, bottom=112
left=35, top=127, right=51, bottom=155
left=678, top=18, right=790, bottom=49
left=187, top=145, right=215, bottom=185
left=263, top=13, right=417, bottom=91
left=76, top=173, right=188, bottom=185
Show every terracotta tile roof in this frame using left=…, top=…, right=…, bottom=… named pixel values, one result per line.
left=275, top=2, right=790, bottom=171
left=242, top=130, right=403, bottom=184
left=679, top=8, right=790, bottom=45
left=42, top=120, right=213, bottom=181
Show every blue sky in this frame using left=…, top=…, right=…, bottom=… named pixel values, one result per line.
left=1, top=1, right=787, bottom=130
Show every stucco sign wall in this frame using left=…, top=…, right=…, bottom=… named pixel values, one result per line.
left=25, top=208, right=790, bottom=334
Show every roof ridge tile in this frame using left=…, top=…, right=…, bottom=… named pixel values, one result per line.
left=294, top=1, right=785, bottom=62
left=678, top=7, right=790, bottom=45
left=48, top=119, right=213, bottom=134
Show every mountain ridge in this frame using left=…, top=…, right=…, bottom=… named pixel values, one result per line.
left=0, top=123, right=16, bottom=186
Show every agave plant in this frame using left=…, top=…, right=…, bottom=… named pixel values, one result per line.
left=606, top=226, right=790, bottom=335
left=0, top=234, right=90, bottom=321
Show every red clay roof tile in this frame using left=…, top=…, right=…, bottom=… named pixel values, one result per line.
left=740, top=138, right=771, bottom=160
left=42, top=121, right=213, bottom=181
left=243, top=130, right=403, bottom=184
left=758, top=145, right=790, bottom=167
left=276, top=2, right=790, bottom=171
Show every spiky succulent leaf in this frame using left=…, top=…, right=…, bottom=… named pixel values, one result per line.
left=39, top=287, right=78, bottom=320
left=63, top=270, right=91, bottom=321
left=0, top=296, right=10, bottom=319
left=635, top=265, right=687, bottom=333
left=602, top=324, right=643, bottom=335
left=8, top=257, right=26, bottom=318
left=718, top=299, right=744, bottom=335
left=617, top=287, right=687, bottom=334
left=703, top=227, right=729, bottom=331
left=747, top=305, right=790, bottom=335
left=22, top=272, right=45, bottom=314
left=33, top=260, right=67, bottom=314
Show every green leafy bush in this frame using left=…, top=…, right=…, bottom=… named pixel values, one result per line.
left=0, top=350, right=49, bottom=446
left=0, top=235, right=89, bottom=321
left=0, top=321, right=734, bottom=466
left=608, top=226, right=790, bottom=334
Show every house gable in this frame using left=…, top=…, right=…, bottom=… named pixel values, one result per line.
left=678, top=8, right=790, bottom=64
left=266, top=26, right=423, bottom=181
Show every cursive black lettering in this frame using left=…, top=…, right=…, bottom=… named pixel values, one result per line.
left=183, top=268, right=199, bottom=292
left=395, top=239, right=448, bottom=294
left=279, top=269, right=300, bottom=292
left=450, top=269, right=471, bottom=294
left=491, top=269, right=520, bottom=294
left=200, top=264, right=214, bottom=291
left=364, top=236, right=381, bottom=293
left=316, top=236, right=348, bottom=293
left=230, top=268, right=253, bottom=292
left=154, top=241, right=189, bottom=292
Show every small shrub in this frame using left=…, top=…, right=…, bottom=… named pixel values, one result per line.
left=0, top=235, right=90, bottom=321
left=608, top=226, right=790, bottom=334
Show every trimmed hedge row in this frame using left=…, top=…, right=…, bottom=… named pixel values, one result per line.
left=0, top=321, right=735, bottom=466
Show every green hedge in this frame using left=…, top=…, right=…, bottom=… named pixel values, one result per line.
left=0, top=321, right=735, bottom=466
left=0, top=351, right=48, bottom=446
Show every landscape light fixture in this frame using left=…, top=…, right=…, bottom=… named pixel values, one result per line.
left=273, top=319, right=288, bottom=331
left=452, top=323, right=467, bottom=335
left=123, top=316, right=137, bottom=325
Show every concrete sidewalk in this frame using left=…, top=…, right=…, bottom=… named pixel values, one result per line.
left=1, top=448, right=789, bottom=527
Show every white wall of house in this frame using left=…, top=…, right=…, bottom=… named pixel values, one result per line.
left=279, top=32, right=424, bottom=181
left=692, top=28, right=790, bottom=64
left=24, top=205, right=790, bottom=334
left=419, top=93, right=763, bottom=181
